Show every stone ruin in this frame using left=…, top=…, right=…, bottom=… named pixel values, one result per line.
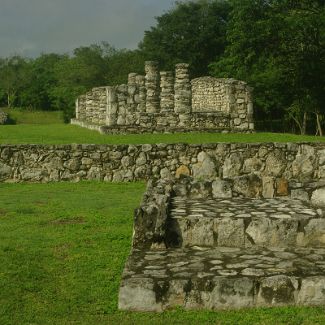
left=71, top=61, right=254, bottom=133
left=1, top=141, right=325, bottom=310
left=0, top=109, right=8, bottom=125
left=119, top=145, right=325, bottom=311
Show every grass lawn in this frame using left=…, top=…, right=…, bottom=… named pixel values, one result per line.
left=1, top=124, right=325, bottom=145
left=2, top=108, right=64, bottom=125
left=1, top=182, right=325, bottom=325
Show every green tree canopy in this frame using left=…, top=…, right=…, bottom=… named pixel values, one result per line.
left=210, top=0, right=325, bottom=134
left=139, top=0, right=230, bottom=77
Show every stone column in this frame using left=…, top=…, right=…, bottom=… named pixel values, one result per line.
left=126, top=73, right=138, bottom=125
left=160, top=71, right=174, bottom=112
left=145, top=61, right=160, bottom=113
left=174, top=63, right=191, bottom=126
left=107, top=87, right=117, bottom=126
left=75, top=98, right=79, bottom=119
left=77, top=95, right=87, bottom=121
left=85, top=90, right=94, bottom=123
left=136, top=75, right=146, bottom=113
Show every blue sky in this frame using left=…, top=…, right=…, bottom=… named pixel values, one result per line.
left=0, top=0, right=176, bottom=57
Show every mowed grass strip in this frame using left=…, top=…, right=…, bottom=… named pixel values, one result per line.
left=3, top=108, right=64, bottom=125
left=1, top=124, right=325, bottom=145
left=1, top=182, right=325, bottom=325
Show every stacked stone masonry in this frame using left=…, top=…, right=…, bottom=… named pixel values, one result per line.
left=120, top=170, right=325, bottom=311
left=1, top=141, right=325, bottom=310
left=1, top=143, right=325, bottom=188
left=0, top=109, right=8, bottom=125
left=72, top=61, right=254, bottom=133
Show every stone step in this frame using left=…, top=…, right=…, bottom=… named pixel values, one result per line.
left=119, top=246, right=325, bottom=311
left=167, top=197, right=324, bottom=248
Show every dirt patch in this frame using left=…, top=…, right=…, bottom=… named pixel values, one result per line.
left=53, top=243, right=72, bottom=260
left=50, top=216, right=86, bottom=225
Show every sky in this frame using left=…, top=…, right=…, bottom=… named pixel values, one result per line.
left=0, top=0, right=176, bottom=58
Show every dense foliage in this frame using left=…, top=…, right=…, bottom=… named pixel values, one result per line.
left=0, top=43, right=144, bottom=122
left=0, top=0, right=324, bottom=133
left=210, top=0, right=325, bottom=135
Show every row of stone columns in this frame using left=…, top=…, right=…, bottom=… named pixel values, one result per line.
left=107, top=61, right=191, bottom=126
left=144, top=61, right=191, bottom=114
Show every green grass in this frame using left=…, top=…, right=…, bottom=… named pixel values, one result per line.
left=2, top=108, right=64, bottom=124
left=0, top=124, right=325, bottom=145
left=1, top=182, right=325, bottom=325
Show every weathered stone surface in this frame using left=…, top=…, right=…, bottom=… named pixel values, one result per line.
left=303, top=219, right=325, bottom=246
left=120, top=246, right=325, bottom=311
left=0, top=109, right=8, bottom=125
left=262, top=177, right=275, bottom=198
left=201, top=277, right=255, bottom=309
left=176, top=165, right=190, bottom=178
left=292, top=145, right=316, bottom=181
left=1, top=142, right=324, bottom=185
left=264, top=150, right=286, bottom=177
left=192, top=152, right=217, bottom=180
left=169, top=196, right=320, bottom=249
left=212, top=178, right=232, bottom=198
left=257, top=275, right=296, bottom=306
left=311, top=188, right=325, bottom=208
left=160, top=167, right=172, bottom=179
left=222, top=153, right=243, bottom=178
left=136, top=152, right=147, bottom=166
left=276, top=178, right=289, bottom=196
left=246, top=217, right=298, bottom=248
left=243, top=157, right=263, bottom=174
left=217, top=218, right=245, bottom=247
left=297, top=277, right=325, bottom=305
left=0, top=162, right=11, bottom=179
left=233, top=174, right=262, bottom=198
left=74, top=61, right=255, bottom=134
left=319, top=149, right=325, bottom=166
left=291, top=189, right=309, bottom=201
left=119, top=277, right=162, bottom=311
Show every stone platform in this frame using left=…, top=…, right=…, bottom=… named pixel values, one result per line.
left=119, top=246, right=325, bottom=311
left=119, top=177, right=325, bottom=311
left=168, top=197, right=325, bottom=248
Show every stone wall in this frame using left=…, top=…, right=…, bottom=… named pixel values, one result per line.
left=0, top=109, right=8, bottom=125
left=1, top=143, right=324, bottom=194
left=72, top=61, right=254, bottom=133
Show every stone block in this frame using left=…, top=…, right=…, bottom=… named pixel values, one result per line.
left=212, top=179, right=232, bottom=198
left=311, top=188, right=325, bottom=208
left=262, top=177, right=275, bottom=198
left=176, top=165, right=190, bottom=178
left=276, top=178, right=289, bottom=196
left=119, top=278, right=162, bottom=311
left=303, top=218, right=325, bottom=246
left=0, top=162, right=12, bottom=179
left=192, top=152, right=217, bottom=180
left=257, top=275, right=297, bottom=306
left=264, top=150, right=286, bottom=177
left=233, top=174, right=262, bottom=198
left=216, top=218, right=245, bottom=247
left=297, top=277, right=325, bottom=305
left=222, top=153, right=243, bottom=178
left=291, top=189, right=309, bottom=202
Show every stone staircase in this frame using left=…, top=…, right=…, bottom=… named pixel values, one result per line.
left=119, top=178, right=325, bottom=311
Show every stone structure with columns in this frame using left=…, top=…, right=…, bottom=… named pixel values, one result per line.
left=72, top=61, right=254, bottom=133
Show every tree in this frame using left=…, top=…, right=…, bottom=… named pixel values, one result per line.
left=105, top=49, right=145, bottom=85
left=18, top=53, right=64, bottom=110
left=210, top=0, right=325, bottom=134
left=0, top=56, right=31, bottom=108
left=49, top=43, right=112, bottom=121
left=139, top=0, right=230, bottom=77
